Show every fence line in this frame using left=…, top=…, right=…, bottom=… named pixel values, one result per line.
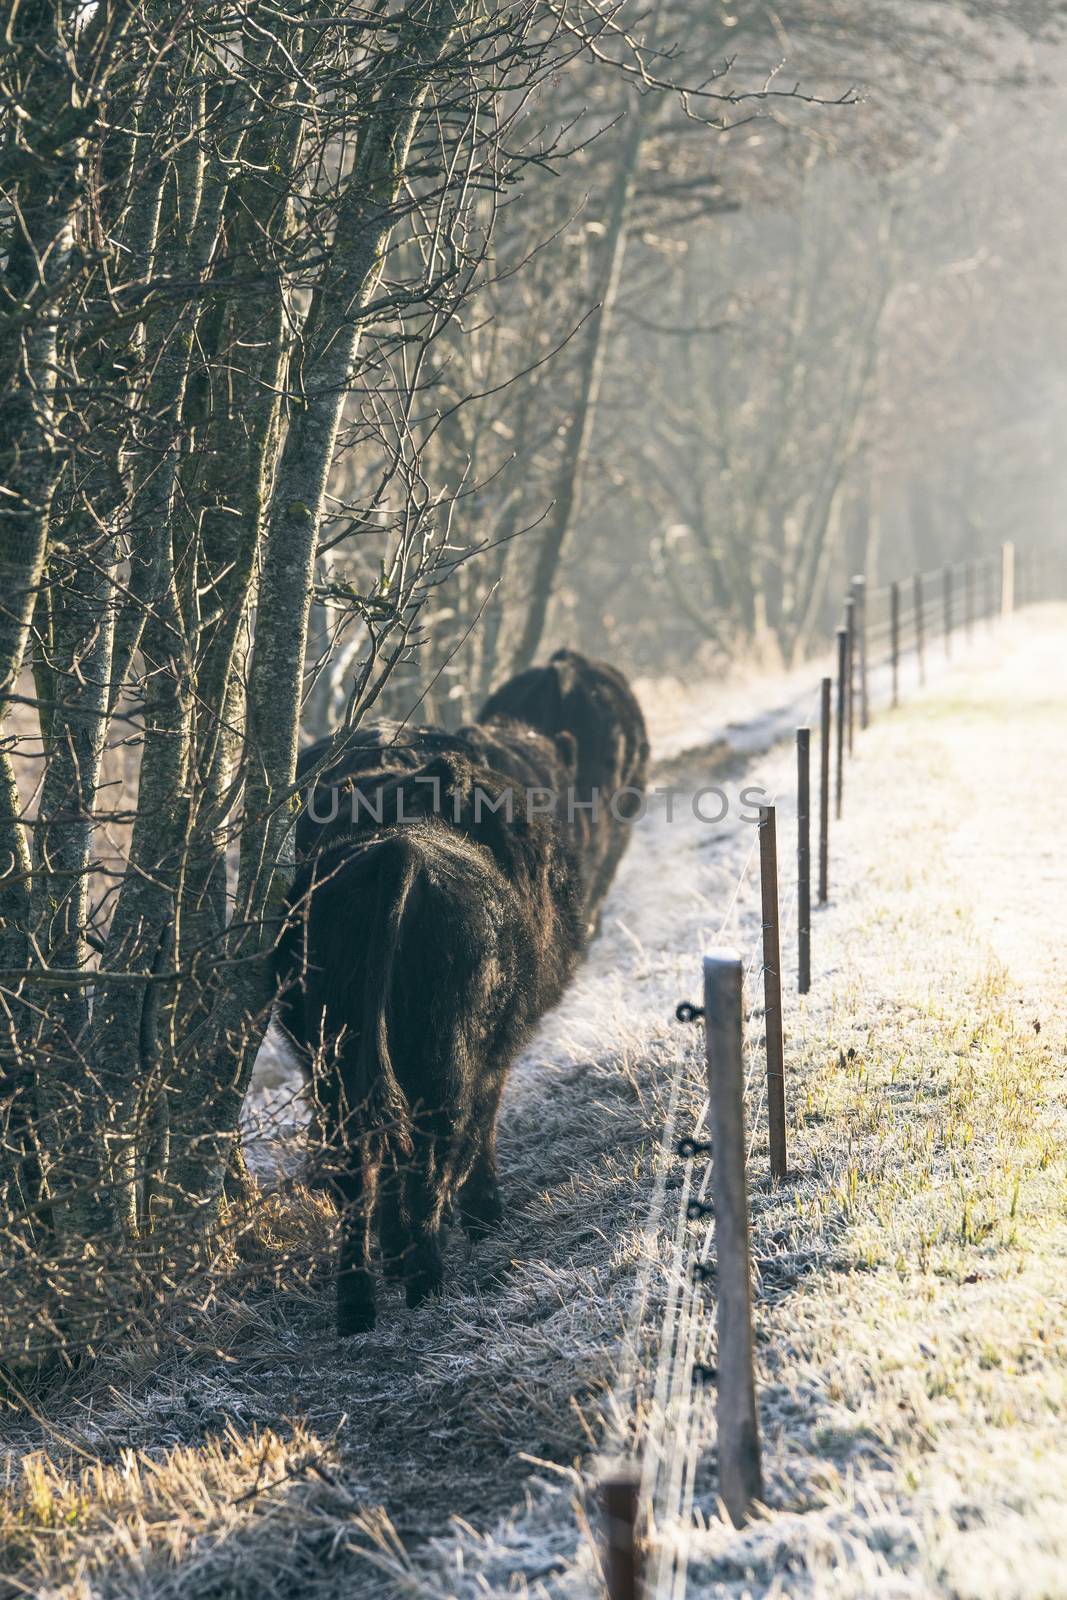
left=633, top=689, right=820, bottom=1596
left=603, top=812, right=769, bottom=1549
left=599, top=540, right=1067, bottom=1595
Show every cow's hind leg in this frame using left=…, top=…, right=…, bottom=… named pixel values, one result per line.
left=402, top=1134, right=445, bottom=1308
left=378, top=1160, right=409, bottom=1282
left=304, top=1095, right=335, bottom=1191
left=457, top=1139, right=504, bottom=1241
left=331, top=1150, right=377, bottom=1336
left=459, top=1167, right=503, bottom=1240
left=458, top=1074, right=507, bottom=1241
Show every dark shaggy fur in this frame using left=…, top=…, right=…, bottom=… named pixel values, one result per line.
left=478, top=649, right=650, bottom=926
left=275, top=756, right=584, bottom=1335
left=295, top=651, right=647, bottom=927
left=294, top=716, right=578, bottom=860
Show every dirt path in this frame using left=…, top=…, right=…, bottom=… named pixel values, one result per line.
left=6, top=606, right=1065, bottom=1600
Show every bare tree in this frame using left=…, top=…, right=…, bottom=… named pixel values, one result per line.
left=0, top=0, right=608, bottom=1361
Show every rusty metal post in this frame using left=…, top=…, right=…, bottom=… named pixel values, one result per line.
left=703, top=950, right=764, bottom=1528
left=758, top=804, right=787, bottom=1181
left=818, top=676, right=831, bottom=905
left=914, top=572, right=925, bottom=686
left=835, top=627, right=847, bottom=820
left=600, top=1472, right=641, bottom=1600
left=1002, top=541, right=1015, bottom=617
left=797, top=729, right=811, bottom=994
left=853, top=574, right=869, bottom=730
left=890, top=579, right=900, bottom=709
left=965, top=560, right=974, bottom=640
left=943, top=564, right=952, bottom=657
left=844, top=594, right=856, bottom=755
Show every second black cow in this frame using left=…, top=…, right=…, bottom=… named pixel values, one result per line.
left=297, top=648, right=649, bottom=930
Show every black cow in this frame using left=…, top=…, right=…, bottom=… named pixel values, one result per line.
left=295, top=650, right=648, bottom=926
left=478, top=649, right=649, bottom=926
left=274, top=755, right=584, bottom=1334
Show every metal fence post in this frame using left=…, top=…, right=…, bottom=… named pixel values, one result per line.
left=844, top=594, right=856, bottom=755
left=965, top=560, right=974, bottom=640
left=835, top=627, right=847, bottom=820
left=853, top=574, right=869, bottom=730
left=1002, top=541, right=1015, bottom=617
left=758, top=805, right=787, bottom=1181
left=818, top=676, right=831, bottom=905
left=797, top=728, right=811, bottom=994
left=943, top=564, right=952, bottom=656
left=703, top=950, right=764, bottom=1528
left=890, top=580, right=900, bottom=709
left=600, top=1472, right=641, bottom=1600
left=914, top=571, right=925, bottom=686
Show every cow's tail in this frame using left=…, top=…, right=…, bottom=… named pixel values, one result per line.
left=302, top=832, right=430, bottom=1333
left=352, top=834, right=420, bottom=1159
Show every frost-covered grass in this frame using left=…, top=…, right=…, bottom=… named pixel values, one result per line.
left=2, top=606, right=1065, bottom=1599
left=667, top=608, right=1067, bottom=1599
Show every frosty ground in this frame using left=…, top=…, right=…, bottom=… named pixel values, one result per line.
left=3, top=606, right=1065, bottom=1600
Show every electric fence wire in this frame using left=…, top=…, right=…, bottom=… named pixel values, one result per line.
left=610, top=557, right=1015, bottom=1585
left=644, top=682, right=820, bottom=1597
left=658, top=563, right=1008, bottom=1596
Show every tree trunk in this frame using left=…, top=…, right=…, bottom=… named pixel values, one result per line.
left=168, top=0, right=470, bottom=1210
left=509, top=101, right=644, bottom=673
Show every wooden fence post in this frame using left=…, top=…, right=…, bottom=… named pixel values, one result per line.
left=600, top=1472, right=641, bottom=1600
left=835, top=627, right=847, bottom=820
left=703, top=950, right=764, bottom=1528
left=758, top=805, right=787, bottom=1181
left=943, top=564, right=952, bottom=656
left=914, top=571, right=925, bottom=687
left=844, top=595, right=856, bottom=755
left=1002, top=541, right=1015, bottom=617
left=818, top=676, right=831, bottom=905
left=890, top=580, right=900, bottom=709
left=797, top=728, right=811, bottom=994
